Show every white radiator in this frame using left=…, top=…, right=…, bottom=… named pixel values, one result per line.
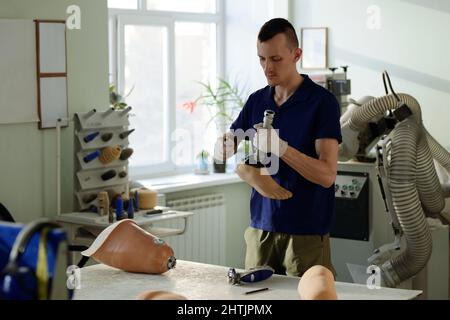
left=154, top=193, right=226, bottom=266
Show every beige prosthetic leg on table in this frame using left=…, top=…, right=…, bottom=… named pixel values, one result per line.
left=81, top=219, right=176, bottom=274
left=297, top=265, right=337, bottom=300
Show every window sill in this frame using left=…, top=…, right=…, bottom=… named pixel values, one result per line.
left=136, top=171, right=242, bottom=193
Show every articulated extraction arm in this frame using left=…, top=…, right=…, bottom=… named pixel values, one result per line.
left=338, top=72, right=450, bottom=287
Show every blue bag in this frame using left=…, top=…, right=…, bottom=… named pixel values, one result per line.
left=0, top=220, right=72, bottom=300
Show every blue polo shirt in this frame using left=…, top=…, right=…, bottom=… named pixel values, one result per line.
left=230, top=74, right=342, bottom=235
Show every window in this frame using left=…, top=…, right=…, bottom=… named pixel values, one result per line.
left=108, top=0, right=138, bottom=10
left=175, top=22, right=217, bottom=167
left=147, top=0, right=215, bottom=13
left=122, top=21, right=167, bottom=167
left=109, top=1, right=223, bottom=177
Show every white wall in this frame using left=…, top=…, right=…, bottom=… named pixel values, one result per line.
left=293, top=0, right=450, bottom=148
left=0, top=0, right=109, bottom=223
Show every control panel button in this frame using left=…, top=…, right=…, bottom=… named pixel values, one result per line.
left=335, top=173, right=367, bottom=199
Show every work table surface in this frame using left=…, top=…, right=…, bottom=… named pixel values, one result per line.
left=74, top=260, right=422, bottom=300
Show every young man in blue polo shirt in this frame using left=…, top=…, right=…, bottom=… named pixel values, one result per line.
left=215, top=18, right=341, bottom=277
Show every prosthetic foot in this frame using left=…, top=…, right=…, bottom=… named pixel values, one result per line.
left=236, top=164, right=292, bottom=200
left=297, top=265, right=337, bottom=300
left=228, top=266, right=274, bottom=285
left=81, top=219, right=176, bottom=274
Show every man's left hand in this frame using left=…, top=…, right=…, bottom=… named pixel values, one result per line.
left=253, top=123, right=288, bottom=157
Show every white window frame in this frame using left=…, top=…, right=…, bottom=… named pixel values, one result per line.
left=108, top=0, right=224, bottom=178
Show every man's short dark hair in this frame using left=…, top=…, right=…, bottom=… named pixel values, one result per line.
left=258, top=18, right=299, bottom=50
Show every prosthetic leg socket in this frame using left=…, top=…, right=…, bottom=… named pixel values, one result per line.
left=82, top=219, right=176, bottom=274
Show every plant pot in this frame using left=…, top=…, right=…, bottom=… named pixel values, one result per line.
left=194, top=158, right=210, bottom=175
left=213, top=159, right=226, bottom=173
left=198, top=158, right=209, bottom=171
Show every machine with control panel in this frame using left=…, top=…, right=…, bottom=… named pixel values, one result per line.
left=330, top=161, right=392, bottom=284
left=331, top=171, right=369, bottom=241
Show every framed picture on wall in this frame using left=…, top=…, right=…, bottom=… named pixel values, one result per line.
left=300, top=27, right=328, bottom=69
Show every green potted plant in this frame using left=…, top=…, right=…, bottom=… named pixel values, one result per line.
left=109, top=84, right=134, bottom=110
left=195, top=78, right=245, bottom=133
left=181, top=78, right=246, bottom=173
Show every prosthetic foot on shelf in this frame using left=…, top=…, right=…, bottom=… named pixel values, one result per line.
left=120, top=148, right=134, bottom=161
left=99, top=145, right=122, bottom=165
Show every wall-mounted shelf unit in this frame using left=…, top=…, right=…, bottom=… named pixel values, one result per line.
left=73, top=108, right=133, bottom=213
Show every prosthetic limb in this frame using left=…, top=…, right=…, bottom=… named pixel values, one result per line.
left=297, top=265, right=337, bottom=300
left=81, top=219, right=176, bottom=274
left=137, top=290, right=187, bottom=300
left=244, top=110, right=275, bottom=168
left=238, top=109, right=292, bottom=200
left=236, top=164, right=292, bottom=200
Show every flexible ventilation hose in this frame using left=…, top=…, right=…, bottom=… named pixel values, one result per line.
left=347, top=93, right=422, bottom=131
left=341, top=92, right=450, bottom=287
left=443, top=183, right=450, bottom=198
left=425, top=128, right=450, bottom=197
left=380, top=119, right=432, bottom=287
left=425, top=127, right=450, bottom=172
left=416, top=132, right=445, bottom=215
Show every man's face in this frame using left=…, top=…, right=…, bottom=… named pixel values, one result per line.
left=257, top=33, right=302, bottom=87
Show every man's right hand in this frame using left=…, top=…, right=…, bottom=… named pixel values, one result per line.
left=213, top=132, right=236, bottom=162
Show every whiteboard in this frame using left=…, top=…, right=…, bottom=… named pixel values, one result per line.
left=0, top=19, right=39, bottom=124
left=39, top=77, right=69, bottom=128
left=39, top=22, right=66, bottom=73
left=36, top=20, right=68, bottom=129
